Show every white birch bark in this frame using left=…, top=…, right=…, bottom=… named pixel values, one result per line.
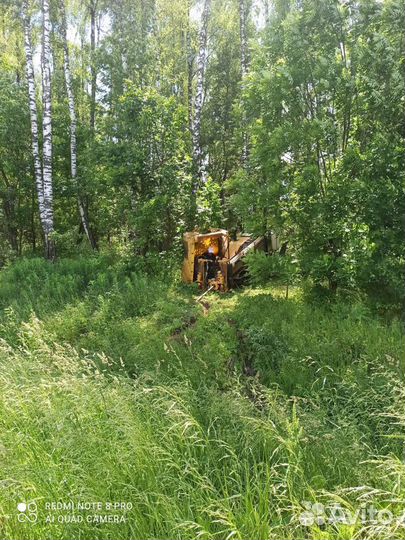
left=89, top=0, right=97, bottom=132
left=41, top=0, right=55, bottom=258
left=60, top=0, right=97, bottom=249
left=239, top=0, right=249, bottom=165
left=186, top=0, right=194, bottom=134
left=22, top=0, right=46, bottom=231
left=192, top=0, right=211, bottom=187
left=239, top=0, right=249, bottom=78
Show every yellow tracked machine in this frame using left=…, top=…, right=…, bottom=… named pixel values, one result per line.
left=181, top=229, right=279, bottom=292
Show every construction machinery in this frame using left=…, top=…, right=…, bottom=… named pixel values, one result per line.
left=181, top=229, right=279, bottom=291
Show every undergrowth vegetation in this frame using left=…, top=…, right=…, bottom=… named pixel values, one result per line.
left=0, top=256, right=404, bottom=540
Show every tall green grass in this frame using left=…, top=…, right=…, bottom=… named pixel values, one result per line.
left=0, top=257, right=403, bottom=539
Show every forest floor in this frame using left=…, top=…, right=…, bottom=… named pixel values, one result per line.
left=0, top=254, right=404, bottom=540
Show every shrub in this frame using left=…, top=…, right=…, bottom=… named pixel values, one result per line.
left=245, top=251, right=298, bottom=289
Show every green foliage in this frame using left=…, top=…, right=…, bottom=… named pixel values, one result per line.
left=226, top=169, right=280, bottom=237
left=0, top=0, right=403, bottom=535
left=246, top=251, right=298, bottom=288
left=240, top=0, right=405, bottom=306
left=196, top=178, right=223, bottom=231
left=0, top=73, right=32, bottom=254
left=0, top=0, right=402, bottom=310
left=0, top=256, right=404, bottom=539
left=101, top=84, right=192, bottom=252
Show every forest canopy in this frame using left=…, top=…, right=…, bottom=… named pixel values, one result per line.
left=0, top=0, right=404, bottom=307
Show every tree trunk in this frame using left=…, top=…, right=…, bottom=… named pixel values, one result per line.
left=239, top=0, right=249, bottom=78
left=41, top=0, right=55, bottom=259
left=60, top=0, right=98, bottom=250
left=239, top=0, right=249, bottom=165
left=22, top=0, right=44, bottom=223
left=22, top=0, right=54, bottom=258
left=186, top=0, right=194, bottom=134
left=31, top=184, right=36, bottom=252
left=0, top=165, right=18, bottom=252
left=191, top=0, right=211, bottom=188
left=89, top=0, right=97, bottom=132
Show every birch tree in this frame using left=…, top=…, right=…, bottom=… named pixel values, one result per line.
left=239, top=0, right=249, bottom=165
left=41, top=0, right=55, bottom=258
left=22, top=0, right=52, bottom=257
left=186, top=0, right=194, bottom=134
left=59, top=0, right=97, bottom=249
left=89, top=0, right=97, bottom=132
left=191, top=0, right=211, bottom=187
